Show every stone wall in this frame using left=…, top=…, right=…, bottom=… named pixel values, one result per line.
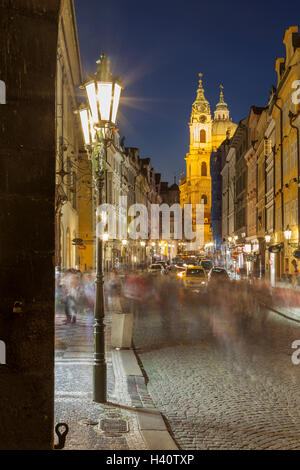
left=0, top=0, right=60, bottom=449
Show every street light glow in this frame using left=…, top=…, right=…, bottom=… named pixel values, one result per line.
left=79, top=106, right=91, bottom=145
left=112, top=84, right=122, bottom=124
left=81, top=53, right=123, bottom=130
left=284, top=226, right=292, bottom=241
left=97, top=82, right=113, bottom=121
left=86, top=81, right=98, bottom=124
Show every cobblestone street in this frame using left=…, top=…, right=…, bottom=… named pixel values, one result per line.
left=55, top=307, right=147, bottom=450
left=133, top=296, right=300, bottom=450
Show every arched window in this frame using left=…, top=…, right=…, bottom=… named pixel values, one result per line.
left=200, top=129, right=206, bottom=143
left=201, top=162, right=207, bottom=176
left=201, top=195, right=207, bottom=205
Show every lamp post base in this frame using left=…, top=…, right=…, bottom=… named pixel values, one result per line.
left=93, top=362, right=107, bottom=403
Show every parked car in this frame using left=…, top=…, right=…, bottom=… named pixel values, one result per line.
left=174, top=265, right=186, bottom=279
left=156, top=260, right=170, bottom=272
left=148, top=263, right=165, bottom=275
left=200, top=259, right=214, bottom=273
left=208, top=267, right=230, bottom=282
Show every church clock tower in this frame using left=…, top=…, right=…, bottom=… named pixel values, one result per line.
left=180, top=74, right=213, bottom=248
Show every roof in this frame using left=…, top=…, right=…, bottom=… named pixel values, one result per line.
left=212, top=119, right=237, bottom=136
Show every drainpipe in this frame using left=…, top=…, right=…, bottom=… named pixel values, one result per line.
left=272, top=144, right=276, bottom=241
left=227, top=165, right=229, bottom=238
left=289, top=111, right=300, bottom=246
left=274, top=99, right=284, bottom=229
left=263, top=141, right=267, bottom=235
left=274, top=99, right=284, bottom=277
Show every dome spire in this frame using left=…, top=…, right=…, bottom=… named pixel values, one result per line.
left=214, top=84, right=229, bottom=120
left=191, top=73, right=211, bottom=118
left=216, top=84, right=228, bottom=110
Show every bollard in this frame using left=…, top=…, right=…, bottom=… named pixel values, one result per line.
left=111, top=312, right=134, bottom=349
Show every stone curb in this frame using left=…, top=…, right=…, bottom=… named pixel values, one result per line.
left=109, top=297, right=179, bottom=450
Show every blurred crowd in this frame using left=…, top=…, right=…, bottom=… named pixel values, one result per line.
left=55, top=265, right=300, bottom=360
left=55, top=268, right=95, bottom=324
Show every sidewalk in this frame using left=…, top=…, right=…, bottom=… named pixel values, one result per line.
left=55, top=296, right=177, bottom=450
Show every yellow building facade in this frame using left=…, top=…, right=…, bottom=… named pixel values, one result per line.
left=272, top=26, right=300, bottom=280
left=180, top=74, right=236, bottom=249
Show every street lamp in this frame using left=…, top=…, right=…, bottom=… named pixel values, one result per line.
left=265, top=234, right=271, bottom=244
left=78, top=52, right=123, bottom=403
left=284, top=225, right=292, bottom=242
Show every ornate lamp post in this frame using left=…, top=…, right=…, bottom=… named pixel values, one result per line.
left=78, top=52, right=123, bottom=403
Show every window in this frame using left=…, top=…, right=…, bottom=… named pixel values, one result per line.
left=267, top=207, right=273, bottom=231
left=283, top=149, right=290, bottom=175
left=200, top=129, right=206, bottom=143
left=276, top=206, right=281, bottom=231
left=201, top=162, right=207, bottom=176
left=291, top=141, right=298, bottom=169
left=291, top=199, right=298, bottom=226
left=284, top=202, right=290, bottom=227
left=264, top=138, right=272, bottom=157
left=267, top=169, right=273, bottom=192
left=276, top=157, right=280, bottom=185
left=201, top=195, right=207, bottom=205
left=283, top=100, right=289, bottom=129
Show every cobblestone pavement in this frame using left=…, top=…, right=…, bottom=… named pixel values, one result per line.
left=55, top=305, right=147, bottom=450
left=133, top=292, right=300, bottom=450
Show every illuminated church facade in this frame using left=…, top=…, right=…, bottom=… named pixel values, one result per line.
left=180, top=74, right=237, bottom=249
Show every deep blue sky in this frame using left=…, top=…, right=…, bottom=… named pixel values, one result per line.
left=75, top=0, right=300, bottom=184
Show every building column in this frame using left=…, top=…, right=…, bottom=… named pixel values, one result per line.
left=0, top=0, right=60, bottom=449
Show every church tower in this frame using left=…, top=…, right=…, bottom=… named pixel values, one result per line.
left=180, top=74, right=213, bottom=248
left=180, top=76, right=236, bottom=251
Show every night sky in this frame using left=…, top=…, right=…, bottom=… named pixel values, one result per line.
left=75, top=0, right=300, bottom=184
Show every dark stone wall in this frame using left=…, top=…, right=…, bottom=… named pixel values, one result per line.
left=0, top=0, right=60, bottom=449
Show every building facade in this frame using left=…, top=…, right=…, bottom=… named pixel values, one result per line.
left=271, top=26, right=300, bottom=281
left=55, top=0, right=83, bottom=269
